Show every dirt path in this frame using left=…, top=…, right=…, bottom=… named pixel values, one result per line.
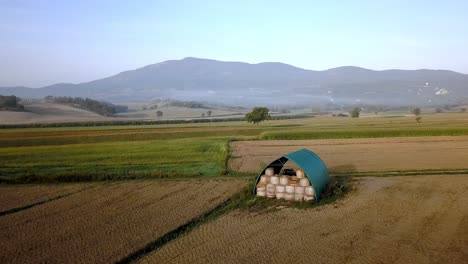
left=139, top=175, right=468, bottom=264
left=230, top=136, right=468, bottom=173
left=0, top=179, right=248, bottom=264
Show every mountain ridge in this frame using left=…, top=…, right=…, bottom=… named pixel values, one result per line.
left=1, top=57, right=467, bottom=106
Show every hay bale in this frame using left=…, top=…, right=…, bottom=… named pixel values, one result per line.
left=296, top=169, right=305, bottom=179
left=284, top=193, right=294, bottom=201
left=285, top=185, right=295, bottom=194
left=270, top=175, right=280, bottom=185
left=299, top=178, right=311, bottom=187
left=279, top=176, right=289, bottom=185
left=265, top=167, right=274, bottom=176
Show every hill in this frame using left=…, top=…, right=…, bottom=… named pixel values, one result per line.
left=1, top=57, right=467, bottom=107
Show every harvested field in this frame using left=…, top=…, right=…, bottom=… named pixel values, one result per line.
left=230, top=136, right=468, bottom=173
left=139, top=175, right=468, bottom=264
left=0, top=179, right=248, bottom=264
left=0, top=184, right=90, bottom=213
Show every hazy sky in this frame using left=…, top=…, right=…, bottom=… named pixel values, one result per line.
left=1, top=0, right=467, bottom=87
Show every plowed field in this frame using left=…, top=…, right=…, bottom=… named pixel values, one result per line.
left=0, top=184, right=90, bottom=212
left=139, top=175, right=468, bottom=264
left=0, top=179, right=248, bottom=264
left=230, top=136, right=468, bottom=173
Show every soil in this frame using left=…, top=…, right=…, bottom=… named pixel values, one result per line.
left=0, top=179, right=248, bottom=264
left=139, top=175, right=468, bottom=264
left=230, top=136, right=468, bottom=173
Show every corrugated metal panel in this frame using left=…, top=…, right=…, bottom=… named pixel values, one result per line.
left=254, top=148, right=330, bottom=201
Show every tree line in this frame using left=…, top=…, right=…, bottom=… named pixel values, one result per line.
left=44, top=96, right=128, bottom=116
left=0, top=95, right=24, bottom=111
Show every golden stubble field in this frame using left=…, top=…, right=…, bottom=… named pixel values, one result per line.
left=0, top=179, right=248, bottom=264
left=139, top=175, right=468, bottom=264
left=230, top=136, right=468, bottom=173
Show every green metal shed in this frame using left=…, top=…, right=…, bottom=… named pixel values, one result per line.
left=253, top=148, right=330, bottom=201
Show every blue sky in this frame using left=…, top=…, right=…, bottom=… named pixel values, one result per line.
left=1, top=0, right=467, bottom=87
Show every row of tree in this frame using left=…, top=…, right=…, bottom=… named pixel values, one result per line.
left=44, top=96, right=128, bottom=116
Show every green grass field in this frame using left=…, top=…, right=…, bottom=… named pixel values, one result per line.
left=0, top=138, right=229, bottom=183
left=1, top=112, right=467, bottom=183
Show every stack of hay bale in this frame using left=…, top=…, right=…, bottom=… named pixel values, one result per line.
left=256, top=168, right=315, bottom=202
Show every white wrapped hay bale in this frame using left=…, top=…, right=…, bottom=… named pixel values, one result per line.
left=256, top=183, right=266, bottom=197
left=299, top=178, right=311, bottom=187
left=266, top=183, right=276, bottom=198
left=275, top=185, right=285, bottom=199
left=285, top=185, right=295, bottom=194
left=295, top=186, right=305, bottom=194
left=270, top=175, right=280, bottom=185
left=305, top=186, right=315, bottom=196
left=265, top=167, right=274, bottom=176
left=259, top=175, right=269, bottom=184
left=279, top=176, right=289, bottom=185
left=284, top=193, right=294, bottom=201
left=294, top=193, right=304, bottom=201
left=289, top=175, right=298, bottom=182
left=303, top=195, right=314, bottom=201
left=296, top=169, right=305, bottom=179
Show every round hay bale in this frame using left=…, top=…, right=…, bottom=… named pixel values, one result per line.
left=267, top=192, right=275, bottom=198
left=295, top=186, right=305, bottom=194
left=284, top=193, right=294, bottom=201
left=296, top=169, right=305, bottom=179
left=257, top=190, right=266, bottom=197
left=256, top=186, right=266, bottom=192
left=285, top=185, right=295, bottom=194
left=270, top=175, right=280, bottom=185
left=259, top=175, right=269, bottom=184
left=294, top=193, right=304, bottom=201
left=265, top=168, right=274, bottom=176
left=276, top=192, right=285, bottom=199
left=289, top=176, right=298, bottom=181
left=279, top=176, right=289, bottom=185
left=276, top=185, right=286, bottom=193
left=299, top=178, right=311, bottom=187
left=305, top=186, right=315, bottom=196
left=266, top=183, right=276, bottom=193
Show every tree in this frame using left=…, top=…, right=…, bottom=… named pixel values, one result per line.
left=201, top=113, right=205, bottom=118
left=435, top=108, right=442, bottom=113
left=349, top=107, right=361, bottom=118
left=416, top=116, right=422, bottom=123
left=156, top=110, right=163, bottom=117
left=245, top=107, right=271, bottom=125
left=411, top=107, right=421, bottom=116
left=207, top=110, right=212, bottom=117
left=461, top=108, right=467, bottom=113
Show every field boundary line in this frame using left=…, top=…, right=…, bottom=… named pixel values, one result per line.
left=115, top=197, right=233, bottom=264
left=0, top=186, right=94, bottom=217
left=331, top=169, right=468, bottom=177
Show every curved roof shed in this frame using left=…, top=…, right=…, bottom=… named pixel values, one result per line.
left=253, top=148, right=330, bottom=201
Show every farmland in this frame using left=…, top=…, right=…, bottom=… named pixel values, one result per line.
left=0, top=179, right=248, bottom=263
left=230, top=136, right=468, bottom=174
left=1, top=112, right=468, bottom=263
left=1, top=113, right=468, bottom=183
left=139, top=175, right=468, bottom=264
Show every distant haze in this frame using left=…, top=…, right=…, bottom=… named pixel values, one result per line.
left=1, top=57, right=467, bottom=107
left=1, top=1, right=468, bottom=87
